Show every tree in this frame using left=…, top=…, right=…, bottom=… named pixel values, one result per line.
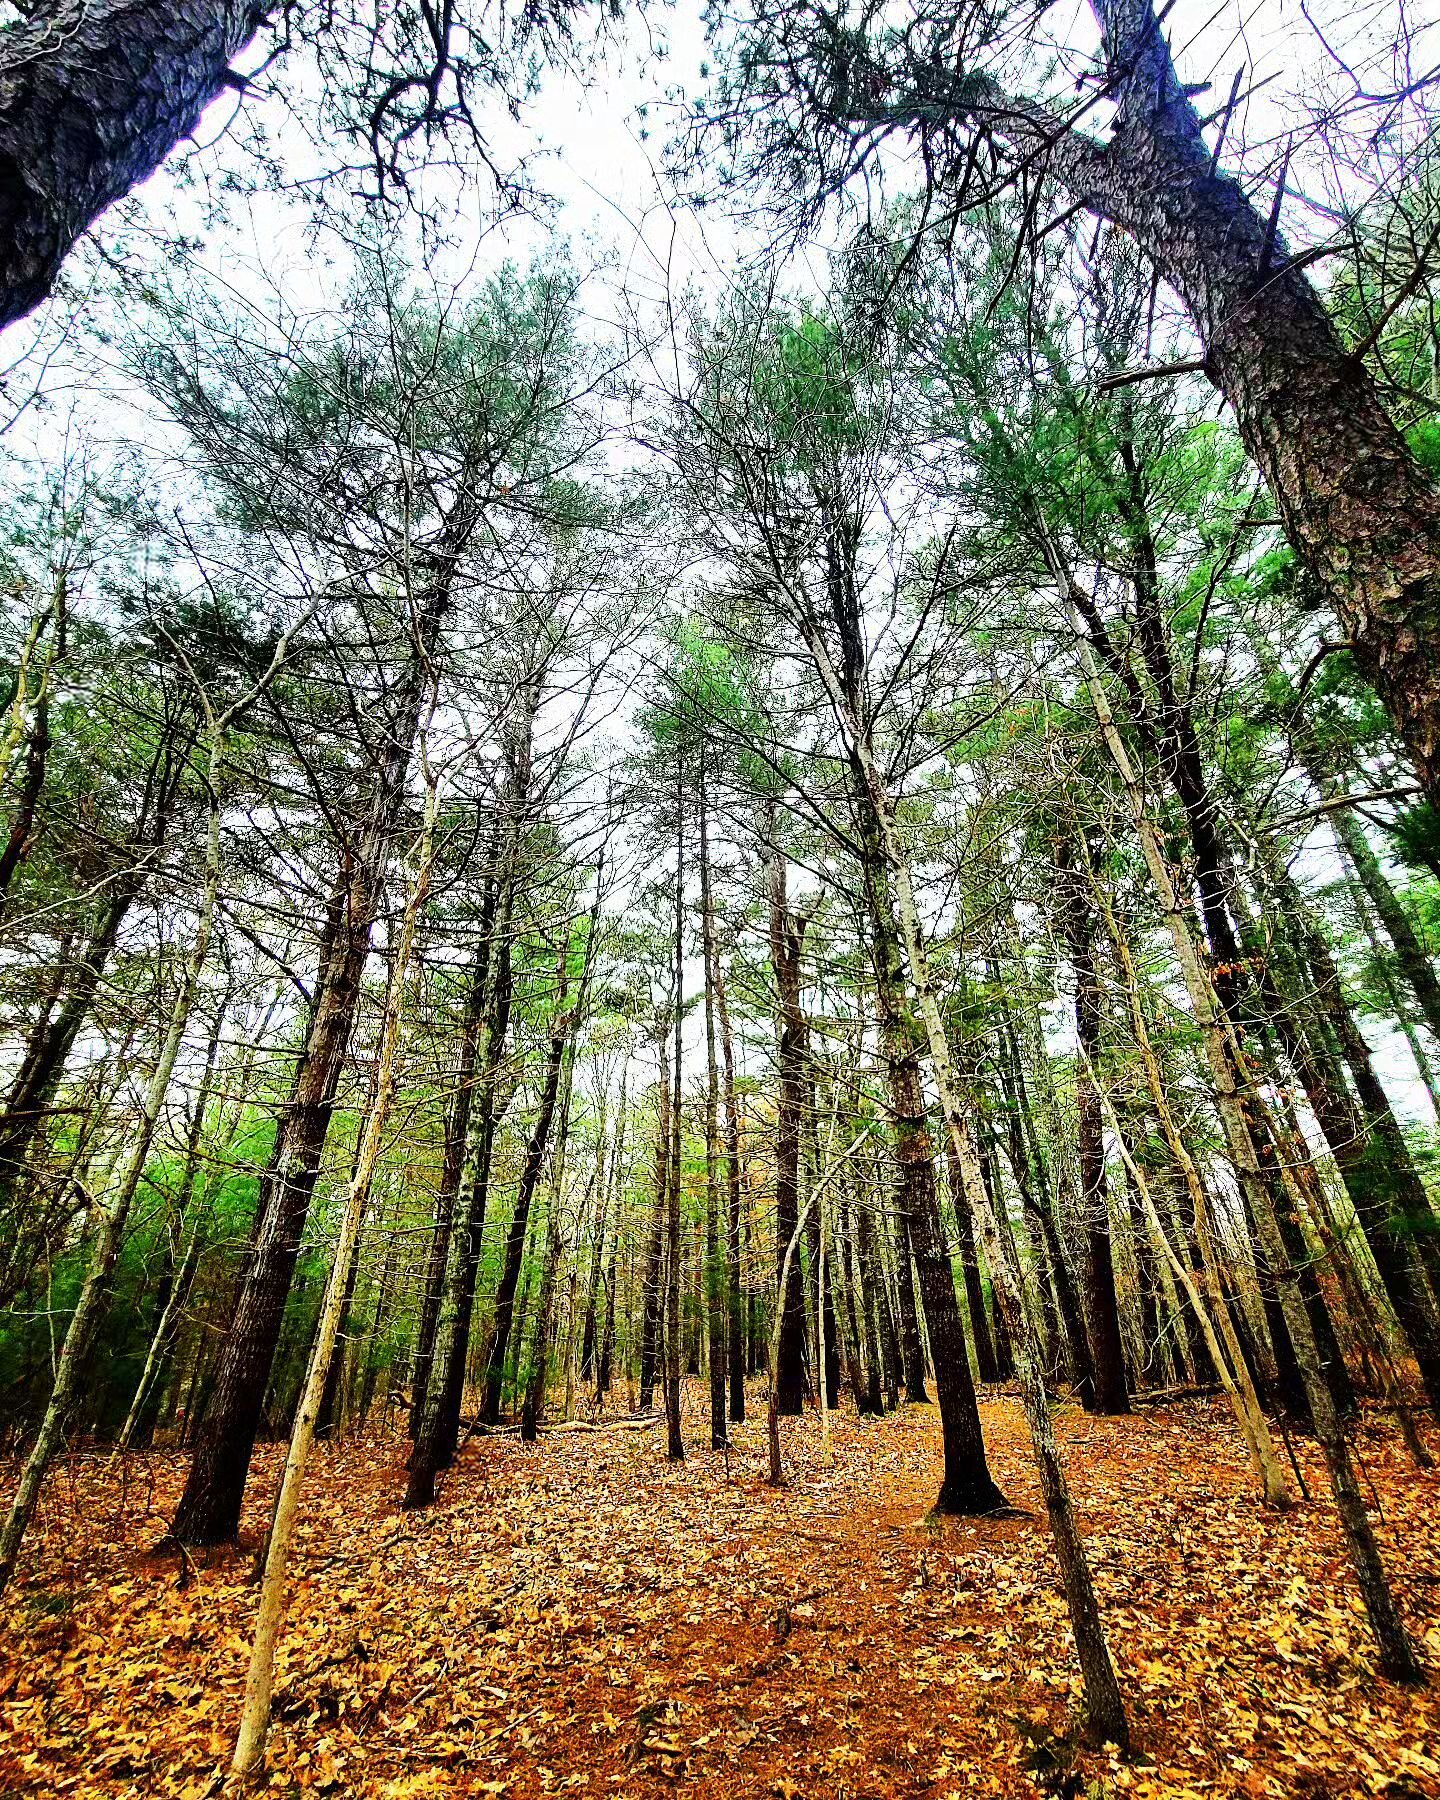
left=699, top=0, right=1440, bottom=800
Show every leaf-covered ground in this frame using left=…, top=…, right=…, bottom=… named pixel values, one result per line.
left=2, top=1393, right=1438, bottom=1798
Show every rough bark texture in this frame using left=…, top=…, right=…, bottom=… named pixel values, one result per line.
left=0, top=0, right=272, bottom=328
left=819, top=0, right=1440, bottom=791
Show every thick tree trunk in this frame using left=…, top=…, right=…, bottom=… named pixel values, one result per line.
left=802, top=598, right=1126, bottom=1743
left=857, top=823, right=1002, bottom=1511
left=231, top=774, right=436, bottom=1779
left=176, top=589, right=446, bottom=1545
left=170, top=857, right=372, bottom=1545
left=0, top=0, right=272, bottom=329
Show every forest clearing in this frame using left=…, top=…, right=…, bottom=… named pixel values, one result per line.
left=5, top=1394, right=1438, bottom=1800
left=4, top=0, right=1440, bottom=1792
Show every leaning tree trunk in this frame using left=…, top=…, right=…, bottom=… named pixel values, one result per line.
left=0, top=0, right=272, bottom=328
left=1068, top=590, right=1422, bottom=1682
left=231, top=767, right=437, bottom=1782
left=0, top=696, right=235, bottom=1592
left=174, top=586, right=445, bottom=1546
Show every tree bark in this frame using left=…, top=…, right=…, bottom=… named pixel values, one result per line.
left=409, top=852, right=500, bottom=1437
left=175, top=591, right=444, bottom=1545
left=0, top=0, right=272, bottom=329
left=767, top=813, right=809, bottom=1417
left=480, top=937, right=574, bottom=1425
left=665, top=797, right=686, bottom=1462
left=699, top=772, right=729, bottom=1445
left=1068, top=583, right=1421, bottom=1680
left=850, top=0, right=1440, bottom=792
left=638, top=1041, right=669, bottom=1412
left=713, top=952, right=747, bottom=1423
left=1054, top=838, right=1129, bottom=1414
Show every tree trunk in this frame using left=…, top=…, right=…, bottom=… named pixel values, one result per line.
left=0, top=591, right=62, bottom=924
left=231, top=770, right=437, bottom=1779
left=1054, top=838, right=1129, bottom=1413
left=1, top=701, right=238, bottom=1586
left=713, top=951, right=747, bottom=1423
left=801, top=600, right=1127, bottom=1745
left=638, top=1042, right=669, bottom=1411
left=665, top=804, right=686, bottom=1463
left=1257, top=852, right=1440, bottom=1412
left=0, top=0, right=272, bottom=329
left=409, top=853, right=500, bottom=1437
left=857, top=831, right=1003, bottom=1513
left=1331, top=801, right=1440, bottom=1049
left=699, top=772, right=728, bottom=1446
left=767, top=813, right=809, bottom=1417
left=481, top=936, right=574, bottom=1426
left=944, top=1139, right=999, bottom=1383
left=1068, top=588, right=1421, bottom=1680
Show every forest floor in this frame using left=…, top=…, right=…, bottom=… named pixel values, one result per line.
left=2, top=1392, right=1439, bottom=1800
